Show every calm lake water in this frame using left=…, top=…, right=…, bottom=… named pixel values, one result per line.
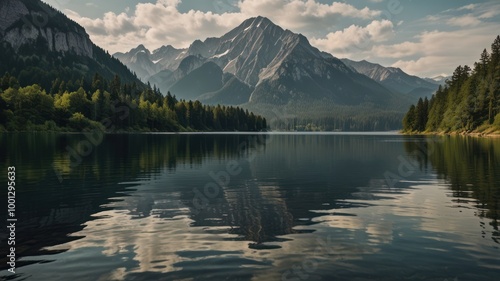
left=1, top=132, right=499, bottom=281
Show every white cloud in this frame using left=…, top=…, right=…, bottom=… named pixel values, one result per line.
left=435, top=2, right=500, bottom=27
left=133, top=2, right=243, bottom=45
left=158, top=0, right=181, bottom=7
left=391, top=56, right=456, bottom=77
left=235, top=0, right=383, bottom=35
left=66, top=0, right=382, bottom=53
left=62, top=0, right=500, bottom=77
left=238, top=0, right=382, bottom=28
left=364, top=1, right=500, bottom=77
left=371, top=41, right=420, bottom=59
left=478, top=10, right=499, bottom=19
left=424, top=15, right=440, bottom=22
left=457, top=4, right=476, bottom=11
left=310, top=20, right=394, bottom=57
left=382, top=27, right=499, bottom=77
left=73, top=11, right=138, bottom=36
left=443, top=3, right=477, bottom=13
left=446, top=14, right=481, bottom=27
left=365, top=20, right=395, bottom=41
left=66, top=1, right=243, bottom=52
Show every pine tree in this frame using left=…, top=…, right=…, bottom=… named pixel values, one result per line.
left=479, top=49, right=490, bottom=76
left=404, top=35, right=500, bottom=133
left=110, top=75, right=121, bottom=100
left=490, top=35, right=500, bottom=66
left=403, top=105, right=416, bottom=132
left=415, top=98, right=426, bottom=131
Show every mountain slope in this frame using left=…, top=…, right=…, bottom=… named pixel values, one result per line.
left=341, top=59, right=438, bottom=99
left=113, top=44, right=190, bottom=81
left=0, top=0, right=269, bottom=133
left=113, top=44, right=159, bottom=81
left=148, top=54, right=207, bottom=94
left=424, top=75, right=450, bottom=86
left=169, top=61, right=223, bottom=101
left=0, top=0, right=144, bottom=91
left=198, top=73, right=252, bottom=105
left=117, top=16, right=406, bottom=109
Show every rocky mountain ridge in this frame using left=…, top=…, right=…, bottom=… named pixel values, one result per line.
left=0, top=0, right=93, bottom=57
left=116, top=16, right=404, bottom=107
left=341, top=59, right=439, bottom=98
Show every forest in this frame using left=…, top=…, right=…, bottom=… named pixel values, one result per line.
left=0, top=26, right=266, bottom=133
left=0, top=73, right=267, bottom=132
left=402, top=36, right=500, bottom=134
left=404, top=137, right=500, bottom=223
left=272, top=113, right=403, bottom=131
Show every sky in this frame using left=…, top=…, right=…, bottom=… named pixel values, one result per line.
left=41, top=0, right=500, bottom=78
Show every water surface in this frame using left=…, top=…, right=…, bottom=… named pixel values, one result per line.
left=0, top=133, right=499, bottom=280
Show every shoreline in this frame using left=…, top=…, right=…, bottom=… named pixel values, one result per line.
left=402, top=131, right=500, bottom=138
left=3, top=130, right=499, bottom=137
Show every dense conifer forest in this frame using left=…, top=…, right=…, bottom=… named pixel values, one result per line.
left=402, top=36, right=500, bottom=134
left=0, top=73, right=267, bottom=132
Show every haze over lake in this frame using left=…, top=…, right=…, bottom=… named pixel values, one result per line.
left=1, top=133, right=499, bottom=280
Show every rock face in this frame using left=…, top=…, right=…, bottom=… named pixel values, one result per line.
left=0, top=0, right=93, bottom=58
left=117, top=16, right=402, bottom=107
left=113, top=45, right=158, bottom=80
left=0, top=0, right=29, bottom=33
left=341, top=59, right=439, bottom=99
left=114, top=44, right=185, bottom=81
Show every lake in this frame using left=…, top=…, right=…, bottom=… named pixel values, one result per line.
left=1, top=132, right=499, bottom=280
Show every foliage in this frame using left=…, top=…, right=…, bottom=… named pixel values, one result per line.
left=0, top=0, right=266, bottom=132
left=405, top=137, right=500, bottom=224
left=402, top=36, right=500, bottom=133
left=0, top=75, right=267, bottom=132
left=272, top=113, right=402, bottom=131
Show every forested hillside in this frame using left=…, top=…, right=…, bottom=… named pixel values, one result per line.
left=0, top=0, right=267, bottom=132
left=0, top=73, right=267, bottom=132
left=116, top=16, right=413, bottom=132
left=402, top=36, right=500, bottom=134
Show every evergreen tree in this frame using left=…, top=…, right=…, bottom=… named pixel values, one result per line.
left=403, top=105, right=416, bottom=132
left=403, top=35, right=500, bottom=133
left=110, top=75, right=121, bottom=100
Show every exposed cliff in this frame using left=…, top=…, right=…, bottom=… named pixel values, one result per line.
left=0, top=0, right=145, bottom=92
left=0, top=0, right=93, bottom=57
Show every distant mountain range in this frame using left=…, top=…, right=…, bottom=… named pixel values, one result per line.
left=340, top=59, right=440, bottom=98
left=115, top=16, right=432, bottom=111
left=424, top=75, right=450, bottom=85
left=0, top=0, right=447, bottom=130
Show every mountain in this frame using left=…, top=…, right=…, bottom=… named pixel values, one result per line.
left=0, top=0, right=92, bottom=57
left=424, top=75, right=450, bottom=86
left=341, top=59, right=439, bottom=99
left=149, top=54, right=207, bottom=94
left=113, top=44, right=190, bottom=81
left=169, top=61, right=223, bottom=100
left=116, top=16, right=407, bottom=110
left=197, top=73, right=252, bottom=105
left=0, top=0, right=144, bottom=91
left=112, top=44, right=159, bottom=80
left=0, top=0, right=268, bottom=133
